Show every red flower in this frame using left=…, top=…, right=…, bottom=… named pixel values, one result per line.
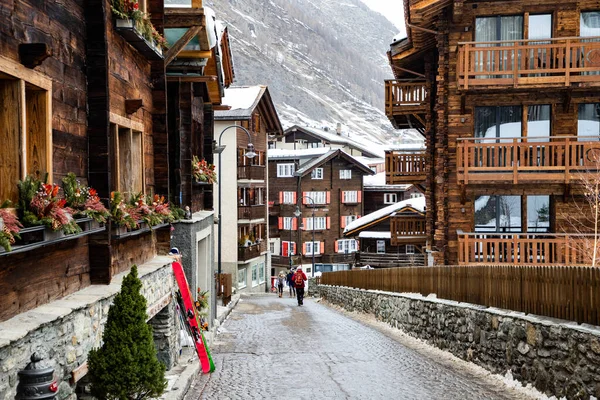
left=133, top=2, right=139, bottom=10
left=89, top=188, right=97, bottom=197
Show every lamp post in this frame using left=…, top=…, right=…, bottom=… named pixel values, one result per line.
left=215, top=125, right=256, bottom=300
left=295, top=195, right=315, bottom=277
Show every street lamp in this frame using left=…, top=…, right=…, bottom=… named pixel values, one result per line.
left=295, top=195, right=315, bottom=277
left=215, top=125, right=256, bottom=297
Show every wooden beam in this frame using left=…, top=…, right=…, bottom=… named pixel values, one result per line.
left=213, top=105, right=232, bottom=111
left=125, top=99, right=143, bottom=114
left=0, top=55, right=52, bottom=90
left=19, top=43, right=52, bottom=69
left=166, top=75, right=217, bottom=82
left=164, top=25, right=203, bottom=65
left=164, top=9, right=205, bottom=28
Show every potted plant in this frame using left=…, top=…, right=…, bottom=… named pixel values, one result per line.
left=62, top=173, right=110, bottom=228
left=192, top=155, right=217, bottom=184
left=0, top=201, right=22, bottom=252
left=110, top=191, right=140, bottom=234
left=111, top=0, right=168, bottom=57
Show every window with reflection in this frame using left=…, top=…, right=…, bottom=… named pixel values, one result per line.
left=527, top=196, right=550, bottom=232
left=474, top=195, right=522, bottom=232
left=578, top=104, right=600, bottom=141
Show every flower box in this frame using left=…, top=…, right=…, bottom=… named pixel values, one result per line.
left=115, top=19, right=163, bottom=60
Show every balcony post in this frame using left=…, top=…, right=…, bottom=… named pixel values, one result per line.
left=565, top=136, right=571, bottom=184
left=565, top=39, right=571, bottom=86
left=464, top=43, right=470, bottom=89
left=513, top=138, right=519, bottom=184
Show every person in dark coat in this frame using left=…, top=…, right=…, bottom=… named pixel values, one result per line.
left=292, top=266, right=307, bottom=306
left=286, top=269, right=296, bottom=297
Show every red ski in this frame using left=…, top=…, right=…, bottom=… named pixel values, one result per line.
left=172, top=261, right=214, bottom=374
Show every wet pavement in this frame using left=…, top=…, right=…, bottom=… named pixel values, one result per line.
left=185, top=295, right=537, bottom=400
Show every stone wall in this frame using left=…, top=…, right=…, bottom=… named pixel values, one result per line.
left=318, top=285, right=600, bottom=399
left=0, top=256, right=178, bottom=400
left=150, top=300, right=179, bottom=370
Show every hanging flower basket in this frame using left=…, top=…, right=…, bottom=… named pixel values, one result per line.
left=192, top=155, right=217, bottom=184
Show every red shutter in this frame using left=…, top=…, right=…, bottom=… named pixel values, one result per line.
left=302, top=218, right=307, bottom=230
left=357, top=191, right=362, bottom=203
left=282, top=241, right=288, bottom=257
left=340, top=217, right=346, bottom=229
left=303, top=242, right=307, bottom=255
left=326, top=191, right=331, bottom=204
left=320, top=242, right=324, bottom=255
left=326, top=217, right=331, bottom=229
left=292, top=218, right=297, bottom=230
left=278, top=217, right=283, bottom=230
left=334, top=240, right=339, bottom=253
left=357, top=215, right=361, bottom=219
left=279, top=191, right=283, bottom=204
left=292, top=242, right=296, bottom=255
left=341, top=191, right=346, bottom=204
left=293, top=192, right=297, bottom=204
left=302, top=192, right=308, bottom=204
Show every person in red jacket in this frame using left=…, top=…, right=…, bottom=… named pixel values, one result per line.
left=292, top=266, right=307, bottom=306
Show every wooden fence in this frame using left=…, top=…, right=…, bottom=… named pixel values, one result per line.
left=320, top=265, right=600, bottom=326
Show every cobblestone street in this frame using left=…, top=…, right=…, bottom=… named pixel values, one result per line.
left=186, top=296, right=538, bottom=400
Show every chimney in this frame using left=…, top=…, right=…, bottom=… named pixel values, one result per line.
left=336, top=123, right=342, bottom=136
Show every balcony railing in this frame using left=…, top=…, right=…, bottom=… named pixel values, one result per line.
left=237, top=165, right=266, bottom=180
left=458, top=232, right=595, bottom=265
left=356, top=252, right=426, bottom=267
left=385, top=151, right=427, bottom=184
left=238, top=205, right=266, bottom=221
left=385, top=80, right=428, bottom=115
left=457, top=136, right=600, bottom=184
left=271, top=255, right=296, bottom=267
left=458, top=36, right=600, bottom=89
left=238, top=241, right=267, bottom=262
left=390, top=217, right=427, bottom=246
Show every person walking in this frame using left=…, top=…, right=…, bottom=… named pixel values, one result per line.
left=286, top=269, right=296, bottom=298
left=292, top=266, right=307, bottom=306
left=277, top=271, right=286, bottom=298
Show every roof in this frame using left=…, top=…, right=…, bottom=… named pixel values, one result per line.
left=358, top=231, right=392, bottom=239
left=363, top=172, right=412, bottom=190
left=284, top=125, right=385, bottom=159
left=267, top=148, right=331, bottom=160
left=344, top=197, right=426, bottom=236
left=215, top=86, right=283, bottom=133
left=294, top=149, right=375, bottom=178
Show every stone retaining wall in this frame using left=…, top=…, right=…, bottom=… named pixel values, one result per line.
left=318, top=285, right=600, bottom=399
left=0, top=256, right=178, bottom=400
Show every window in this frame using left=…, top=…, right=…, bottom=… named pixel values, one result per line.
left=281, top=241, right=296, bottom=257
left=339, top=170, right=352, bottom=179
left=475, top=106, right=522, bottom=141
left=305, top=217, right=327, bottom=231
left=384, top=193, right=397, bottom=204
left=281, top=191, right=296, bottom=204
left=527, top=105, right=551, bottom=141
left=258, top=262, right=265, bottom=283
left=238, top=268, right=247, bottom=289
left=269, top=142, right=276, bottom=149
left=578, top=104, right=600, bottom=140
left=410, top=192, right=424, bottom=199
left=341, top=215, right=358, bottom=228
left=377, top=240, right=385, bottom=254
left=252, top=264, right=258, bottom=287
left=527, top=196, right=550, bottom=233
left=270, top=242, right=275, bottom=254
left=0, top=68, right=53, bottom=204
left=305, top=191, right=328, bottom=205
left=112, top=124, right=144, bottom=198
left=311, top=168, right=323, bottom=179
left=475, top=195, right=521, bottom=232
left=342, top=191, right=359, bottom=204
left=406, top=245, right=415, bottom=254
left=277, top=163, right=295, bottom=177
left=282, top=217, right=294, bottom=230
left=305, top=241, right=321, bottom=255
left=336, top=239, right=358, bottom=253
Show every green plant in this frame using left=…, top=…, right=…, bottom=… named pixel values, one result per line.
left=17, top=174, right=43, bottom=226
left=170, top=205, right=185, bottom=221
left=0, top=201, right=22, bottom=252
left=110, top=191, right=139, bottom=229
left=63, top=173, right=110, bottom=223
left=192, top=156, right=217, bottom=184
left=88, top=265, right=167, bottom=399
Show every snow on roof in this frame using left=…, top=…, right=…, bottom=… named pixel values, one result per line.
left=363, top=172, right=412, bottom=189
left=358, top=231, right=391, bottom=239
left=204, top=7, right=217, bottom=49
left=268, top=147, right=331, bottom=159
left=386, top=143, right=427, bottom=152
left=393, top=32, right=408, bottom=43
left=215, top=86, right=265, bottom=120
left=291, top=126, right=385, bottom=158
left=352, top=156, right=384, bottom=166
left=344, top=197, right=426, bottom=234
left=295, top=149, right=339, bottom=175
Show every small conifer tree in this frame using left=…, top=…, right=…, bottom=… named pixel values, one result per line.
left=88, top=265, right=167, bottom=399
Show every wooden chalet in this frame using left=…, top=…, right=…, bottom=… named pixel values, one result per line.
left=344, top=197, right=427, bottom=267
left=268, top=148, right=375, bottom=275
left=387, top=0, right=600, bottom=265
left=363, top=171, right=424, bottom=215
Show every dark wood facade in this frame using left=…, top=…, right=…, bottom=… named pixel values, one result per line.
left=364, top=184, right=423, bottom=215
left=388, top=0, right=600, bottom=265
left=268, top=149, right=374, bottom=273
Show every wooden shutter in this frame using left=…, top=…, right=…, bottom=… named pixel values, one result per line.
left=326, top=191, right=331, bottom=204
left=357, top=191, right=362, bottom=203
left=341, top=191, right=346, bottom=204
left=302, top=192, right=308, bottom=204
left=292, top=242, right=296, bottom=255
left=334, top=240, right=339, bottom=253
left=279, top=191, right=283, bottom=204
left=292, top=218, right=297, bottom=230
left=282, top=241, right=288, bottom=257
left=293, top=192, right=297, bottom=204
left=278, top=217, right=283, bottom=230
left=302, top=218, right=307, bottom=230
left=320, top=242, right=324, bottom=255
left=303, top=242, right=307, bottom=255
left=326, top=217, right=331, bottom=229
left=340, top=217, right=346, bottom=229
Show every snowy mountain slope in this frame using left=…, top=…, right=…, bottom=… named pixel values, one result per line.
left=208, top=0, right=424, bottom=147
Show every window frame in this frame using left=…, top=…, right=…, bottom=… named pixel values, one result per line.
left=277, top=163, right=295, bottom=177
left=406, top=244, right=415, bottom=254
left=251, top=264, right=258, bottom=287
left=282, top=191, right=296, bottom=204
left=283, top=216, right=294, bottom=230
left=343, top=191, right=358, bottom=204
left=383, top=193, right=397, bottom=204
left=305, top=241, right=321, bottom=255
left=306, top=191, right=327, bottom=205
left=258, top=262, right=265, bottom=284
left=238, top=268, right=247, bottom=289
left=340, top=169, right=352, bottom=180
left=305, top=216, right=327, bottom=231
left=344, top=215, right=358, bottom=227
left=337, top=239, right=358, bottom=254
left=311, top=168, right=324, bottom=180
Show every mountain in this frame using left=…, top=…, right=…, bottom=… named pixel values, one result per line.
left=208, top=0, right=424, bottom=147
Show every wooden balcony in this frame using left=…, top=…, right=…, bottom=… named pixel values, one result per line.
left=271, top=255, right=296, bottom=267
left=385, top=80, right=428, bottom=130
left=390, top=217, right=427, bottom=246
left=385, top=151, right=427, bottom=185
left=458, top=232, right=594, bottom=266
left=458, top=36, right=600, bottom=90
left=238, top=241, right=267, bottom=262
left=457, top=136, right=600, bottom=184
left=356, top=252, right=426, bottom=267
left=237, top=165, right=266, bottom=180
left=238, top=205, right=266, bottom=221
